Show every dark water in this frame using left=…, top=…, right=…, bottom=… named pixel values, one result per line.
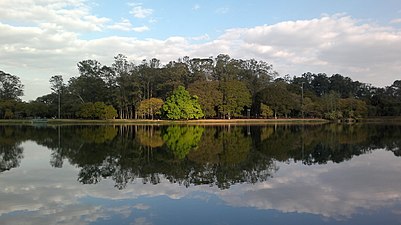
left=1, top=123, right=401, bottom=225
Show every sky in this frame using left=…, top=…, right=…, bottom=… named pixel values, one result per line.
left=1, top=0, right=401, bottom=101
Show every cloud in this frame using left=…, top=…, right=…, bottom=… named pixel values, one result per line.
left=201, top=15, right=401, bottom=86
left=2, top=141, right=401, bottom=224
left=216, top=150, right=401, bottom=219
left=0, top=0, right=109, bottom=32
left=2, top=7, right=401, bottom=100
left=108, top=19, right=149, bottom=32
left=132, top=25, right=150, bottom=32
left=130, top=4, right=153, bottom=19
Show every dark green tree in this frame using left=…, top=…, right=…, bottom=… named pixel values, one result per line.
left=219, top=80, right=252, bottom=118
left=188, top=80, right=223, bottom=118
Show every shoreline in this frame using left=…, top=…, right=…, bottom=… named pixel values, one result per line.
left=0, top=118, right=329, bottom=125
left=1, top=117, right=400, bottom=125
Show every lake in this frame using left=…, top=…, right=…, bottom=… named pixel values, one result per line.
left=1, top=123, right=401, bottom=225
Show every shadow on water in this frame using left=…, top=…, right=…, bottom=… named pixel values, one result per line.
left=1, top=123, right=401, bottom=189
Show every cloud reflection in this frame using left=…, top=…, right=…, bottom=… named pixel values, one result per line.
left=1, top=142, right=401, bottom=224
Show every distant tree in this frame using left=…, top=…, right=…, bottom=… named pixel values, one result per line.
left=258, top=81, right=297, bottom=118
left=162, top=86, right=204, bottom=120
left=219, top=80, right=252, bottom=118
left=78, top=103, right=96, bottom=119
left=260, top=103, right=273, bottom=118
left=137, top=98, right=164, bottom=119
left=338, top=98, right=368, bottom=119
left=0, top=70, right=24, bottom=100
left=77, top=102, right=117, bottom=119
left=188, top=80, right=223, bottom=118
left=49, top=75, right=64, bottom=119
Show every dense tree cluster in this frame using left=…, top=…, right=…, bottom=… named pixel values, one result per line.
left=0, top=54, right=400, bottom=119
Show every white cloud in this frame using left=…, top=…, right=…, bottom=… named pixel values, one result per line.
left=108, top=19, right=149, bottom=32
left=130, top=4, right=153, bottom=19
left=0, top=0, right=109, bottom=32
left=2, top=8, right=401, bottom=100
left=132, top=25, right=150, bottom=32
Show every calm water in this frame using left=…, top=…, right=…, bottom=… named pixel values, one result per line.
left=1, top=123, right=401, bottom=225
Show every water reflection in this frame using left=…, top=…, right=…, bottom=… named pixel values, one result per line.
left=1, top=124, right=401, bottom=188
left=1, top=124, right=401, bottom=224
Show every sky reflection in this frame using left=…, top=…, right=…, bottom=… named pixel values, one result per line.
left=1, top=137, right=401, bottom=225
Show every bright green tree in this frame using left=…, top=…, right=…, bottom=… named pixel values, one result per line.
left=162, top=86, right=204, bottom=120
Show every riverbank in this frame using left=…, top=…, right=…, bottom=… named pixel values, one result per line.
left=0, top=118, right=329, bottom=125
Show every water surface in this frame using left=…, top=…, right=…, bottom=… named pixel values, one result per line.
left=1, top=124, right=401, bottom=225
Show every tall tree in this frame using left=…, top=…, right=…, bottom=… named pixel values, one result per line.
left=49, top=75, right=64, bottom=119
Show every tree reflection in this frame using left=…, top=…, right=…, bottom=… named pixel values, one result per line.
left=2, top=123, right=401, bottom=189
left=162, top=126, right=204, bottom=159
left=0, top=126, right=24, bottom=172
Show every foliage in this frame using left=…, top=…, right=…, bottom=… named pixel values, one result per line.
left=162, top=86, right=204, bottom=120
left=219, top=80, right=252, bottom=118
left=137, top=98, right=164, bottom=119
left=0, top=70, right=24, bottom=100
left=162, top=126, right=205, bottom=159
left=260, top=103, right=273, bottom=118
left=258, top=81, right=298, bottom=118
left=78, top=102, right=117, bottom=119
left=188, top=80, right=222, bottom=117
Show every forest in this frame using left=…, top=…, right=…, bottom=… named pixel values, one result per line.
left=0, top=54, right=400, bottom=120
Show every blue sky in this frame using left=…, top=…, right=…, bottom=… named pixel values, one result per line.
left=1, top=0, right=401, bottom=100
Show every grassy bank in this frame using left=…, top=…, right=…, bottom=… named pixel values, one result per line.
left=0, top=118, right=329, bottom=125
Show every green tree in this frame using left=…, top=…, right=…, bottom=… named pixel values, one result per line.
left=162, top=86, right=204, bottom=120
left=258, top=81, right=297, bottom=118
left=260, top=103, right=273, bottom=118
left=78, top=102, right=95, bottom=119
left=77, top=102, right=116, bottom=119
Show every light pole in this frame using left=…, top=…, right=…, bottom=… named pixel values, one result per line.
left=301, top=82, right=304, bottom=119
left=58, top=90, right=61, bottom=119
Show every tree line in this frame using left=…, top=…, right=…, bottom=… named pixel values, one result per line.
left=0, top=54, right=400, bottom=120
